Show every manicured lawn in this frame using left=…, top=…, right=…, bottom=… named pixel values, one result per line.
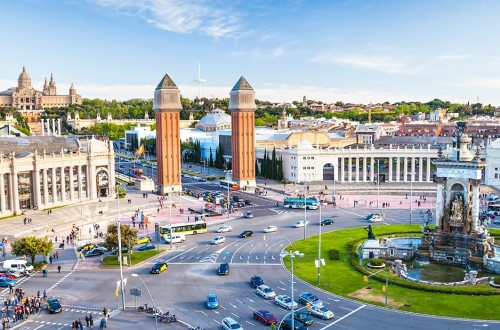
left=102, top=248, right=164, bottom=267
left=286, top=225, right=500, bottom=320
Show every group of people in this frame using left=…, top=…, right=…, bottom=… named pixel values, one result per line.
left=1, top=287, right=45, bottom=328
left=22, top=217, right=33, bottom=225
left=71, top=313, right=95, bottom=329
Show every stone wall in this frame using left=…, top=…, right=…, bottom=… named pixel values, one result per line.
left=484, top=257, right=500, bottom=274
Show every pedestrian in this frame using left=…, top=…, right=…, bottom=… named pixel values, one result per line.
left=57, top=265, right=61, bottom=273
left=85, top=315, right=89, bottom=327
left=188, top=216, right=190, bottom=222
left=78, top=319, right=83, bottom=329
left=89, top=314, right=93, bottom=327
left=23, top=218, right=26, bottom=225
left=100, top=318, right=105, bottom=329
left=8, top=284, right=13, bottom=294
left=49, top=256, right=53, bottom=264
left=55, top=251, right=59, bottom=259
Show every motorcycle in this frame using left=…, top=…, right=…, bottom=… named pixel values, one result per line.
left=159, top=313, right=177, bottom=323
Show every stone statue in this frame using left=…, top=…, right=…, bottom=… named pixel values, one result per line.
left=450, top=193, right=463, bottom=220
left=365, top=225, right=376, bottom=240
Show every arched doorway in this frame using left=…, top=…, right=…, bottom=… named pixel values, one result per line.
left=96, top=169, right=109, bottom=197
left=323, top=163, right=334, bottom=180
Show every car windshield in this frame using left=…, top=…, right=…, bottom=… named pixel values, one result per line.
left=230, top=324, right=240, bottom=329
left=208, top=297, right=217, bottom=302
left=284, top=297, right=291, bottom=303
left=310, top=295, right=319, bottom=301
left=319, top=306, right=328, bottom=312
left=264, top=312, right=273, bottom=318
left=264, top=288, right=273, bottom=293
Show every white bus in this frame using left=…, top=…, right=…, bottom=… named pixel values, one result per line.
left=220, top=180, right=239, bottom=191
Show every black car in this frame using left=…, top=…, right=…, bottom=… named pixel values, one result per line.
left=84, top=247, right=106, bottom=257
left=218, top=262, right=229, bottom=276
left=280, top=317, right=308, bottom=330
left=46, top=297, right=62, bottom=313
left=150, top=262, right=168, bottom=274
left=239, top=230, right=254, bottom=238
left=250, top=275, right=264, bottom=288
left=232, top=196, right=243, bottom=202
left=293, top=311, right=314, bottom=326
left=244, top=199, right=253, bottom=205
left=321, top=219, right=334, bottom=226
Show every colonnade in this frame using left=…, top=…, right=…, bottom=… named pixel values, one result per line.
left=40, top=118, right=62, bottom=136
left=338, top=156, right=434, bottom=183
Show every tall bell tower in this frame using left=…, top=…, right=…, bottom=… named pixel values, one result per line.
left=229, top=76, right=256, bottom=190
left=153, top=73, right=182, bottom=195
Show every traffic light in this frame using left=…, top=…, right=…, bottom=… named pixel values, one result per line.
left=306, top=302, right=311, bottom=311
left=363, top=275, right=368, bottom=282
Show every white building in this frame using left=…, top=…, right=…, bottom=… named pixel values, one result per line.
left=0, top=136, right=115, bottom=216
left=485, top=138, right=500, bottom=190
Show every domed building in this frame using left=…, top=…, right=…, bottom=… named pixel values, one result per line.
left=0, top=67, right=82, bottom=111
left=195, top=108, right=231, bottom=132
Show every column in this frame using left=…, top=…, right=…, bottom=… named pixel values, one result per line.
left=0, top=174, right=5, bottom=212
left=370, top=157, right=375, bottom=182
left=340, top=158, right=344, bottom=182
left=411, top=157, right=416, bottom=182
left=418, top=157, right=423, bottom=182
left=77, top=165, right=82, bottom=198
left=51, top=167, right=57, bottom=203
left=435, top=182, right=444, bottom=227
left=58, top=119, right=62, bottom=136
left=41, top=119, right=45, bottom=136
left=362, top=157, right=367, bottom=182
left=348, top=158, right=352, bottom=182
left=51, top=119, right=56, bottom=136
left=403, top=157, right=408, bottom=182
left=42, top=169, right=49, bottom=205
left=426, top=157, right=432, bottom=182
left=355, top=157, right=360, bottom=182
left=60, top=167, right=66, bottom=202
left=88, top=165, right=96, bottom=199
left=69, top=166, right=74, bottom=201
left=33, top=169, right=41, bottom=208
left=10, top=172, right=19, bottom=214
left=471, top=182, right=480, bottom=232
left=388, top=157, right=393, bottom=182
left=396, top=157, right=400, bottom=182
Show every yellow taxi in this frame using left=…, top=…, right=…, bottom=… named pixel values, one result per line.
left=150, top=262, right=168, bottom=274
left=137, top=236, right=151, bottom=244
left=78, top=243, right=96, bottom=252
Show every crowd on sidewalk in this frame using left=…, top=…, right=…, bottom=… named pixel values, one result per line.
left=1, top=287, right=45, bottom=328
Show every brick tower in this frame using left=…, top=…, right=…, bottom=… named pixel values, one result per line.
left=229, top=76, right=256, bottom=189
left=153, top=73, right=182, bottom=195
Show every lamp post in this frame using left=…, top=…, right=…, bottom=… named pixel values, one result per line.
left=303, top=184, right=308, bottom=241
left=131, top=274, right=159, bottom=330
left=116, top=184, right=126, bottom=310
left=366, top=269, right=389, bottom=306
left=169, top=187, right=173, bottom=249
left=377, top=159, right=380, bottom=209
left=317, top=196, right=324, bottom=285
left=280, top=247, right=304, bottom=330
left=410, top=172, right=414, bottom=225
left=225, top=166, right=232, bottom=220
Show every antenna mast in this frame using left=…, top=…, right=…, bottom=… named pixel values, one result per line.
left=194, top=63, right=206, bottom=105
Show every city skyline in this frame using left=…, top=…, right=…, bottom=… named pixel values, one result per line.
left=2, top=0, right=500, bottom=105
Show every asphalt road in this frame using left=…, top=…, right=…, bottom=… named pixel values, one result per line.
left=3, top=182, right=500, bottom=330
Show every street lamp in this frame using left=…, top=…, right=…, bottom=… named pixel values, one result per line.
left=116, top=183, right=126, bottom=311
left=169, top=187, right=173, bottom=249
left=377, top=159, right=380, bottom=209
left=280, top=247, right=304, bottom=330
left=317, top=197, right=325, bottom=285
left=131, top=274, right=159, bottom=330
left=303, top=184, right=308, bottom=241
left=224, top=166, right=232, bottom=220
left=409, top=172, right=414, bottom=225
left=366, top=269, right=389, bottom=306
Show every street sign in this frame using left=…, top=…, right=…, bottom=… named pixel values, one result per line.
left=130, top=288, right=142, bottom=297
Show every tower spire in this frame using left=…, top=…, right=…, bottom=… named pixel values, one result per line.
left=193, top=62, right=206, bottom=104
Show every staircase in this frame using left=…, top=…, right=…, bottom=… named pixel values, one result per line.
left=28, top=122, right=42, bottom=136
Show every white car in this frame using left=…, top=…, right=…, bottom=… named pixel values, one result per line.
left=293, top=220, right=310, bottom=228
left=369, top=215, right=384, bottom=223
left=275, top=295, right=298, bottom=310
left=210, top=236, right=226, bottom=245
left=256, top=284, right=276, bottom=299
left=309, top=305, right=335, bottom=320
left=263, top=225, right=277, bottom=233
left=216, top=225, right=232, bottom=233
left=493, top=219, right=500, bottom=225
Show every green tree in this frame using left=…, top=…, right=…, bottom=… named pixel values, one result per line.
left=103, top=223, right=138, bottom=251
left=10, top=236, right=54, bottom=264
left=209, top=147, right=214, bottom=167
left=262, top=150, right=267, bottom=179
left=272, top=147, right=277, bottom=179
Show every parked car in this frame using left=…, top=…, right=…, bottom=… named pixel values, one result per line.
left=138, top=243, right=155, bottom=251
left=245, top=211, right=254, bottom=218
left=293, top=311, right=314, bottom=326
left=275, top=295, right=298, bottom=310
left=263, top=225, right=277, bottom=233
left=280, top=317, right=308, bottom=330
left=253, top=309, right=277, bottom=325
left=250, top=275, right=264, bottom=288
left=256, top=284, right=276, bottom=299
left=239, top=230, right=254, bottom=238
left=150, top=262, right=168, bottom=274
left=222, top=317, right=243, bottom=330
left=218, top=262, right=229, bottom=276
left=216, top=225, right=232, bottom=233
left=211, top=236, right=226, bottom=245
left=320, top=219, right=335, bottom=226
left=0, top=277, right=16, bottom=288
left=298, top=292, right=323, bottom=308
left=206, top=293, right=219, bottom=309
left=293, top=221, right=309, bottom=228
left=309, top=305, right=335, bottom=319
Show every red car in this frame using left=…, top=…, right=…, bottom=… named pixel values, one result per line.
left=253, top=309, right=277, bottom=325
left=0, top=273, right=14, bottom=281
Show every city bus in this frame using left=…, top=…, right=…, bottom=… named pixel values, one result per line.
left=220, top=180, right=239, bottom=191
left=158, top=221, right=208, bottom=240
left=283, top=197, right=319, bottom=210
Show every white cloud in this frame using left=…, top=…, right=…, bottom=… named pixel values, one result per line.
left=310, top=53, right=414, bottom=75
left=435, top=54, right=472, bottom=60
left=88, top=0, right=241, bottom=39
left=271, top=47, right=284, bottom=57
left=453, top=78, right=500, bottom=89
left=229, top=46, right=285, bottom=59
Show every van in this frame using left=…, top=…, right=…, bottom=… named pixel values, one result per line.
left=2, top=259, right=34, bottom=272
left=165, top=234, right=185, bottom=244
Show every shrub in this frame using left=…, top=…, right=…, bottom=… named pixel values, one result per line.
left=33, top=261, right=47, bottom=270
left=206, top=176, right=217, bottom=181
left=367, top=258, right=385, bottom=266
left=329, top=249, right=340, bottom=260
left=494, top=277, right=500, bottom=285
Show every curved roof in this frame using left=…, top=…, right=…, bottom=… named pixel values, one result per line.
left=0, top=136, right=80, bottom=156
left=197, top=109, right=231, bottom=126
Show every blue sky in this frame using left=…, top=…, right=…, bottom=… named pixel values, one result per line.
left=2, top=0, right=500, bottom=105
